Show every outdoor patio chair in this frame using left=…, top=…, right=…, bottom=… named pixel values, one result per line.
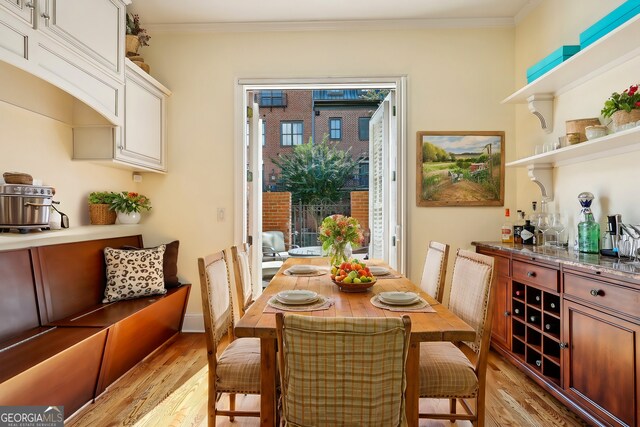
left=262, top=230, right=298, bottom=261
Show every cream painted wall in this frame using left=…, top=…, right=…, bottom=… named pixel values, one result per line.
left=514, top=0, right=639, bottom=244
left=137, top=27, right=516, bottom=314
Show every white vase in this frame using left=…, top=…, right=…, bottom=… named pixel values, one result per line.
left=117, top=211, right=141, bottom=224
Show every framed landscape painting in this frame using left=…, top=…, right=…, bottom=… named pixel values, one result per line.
left=416, top=131, right=505, bottom=207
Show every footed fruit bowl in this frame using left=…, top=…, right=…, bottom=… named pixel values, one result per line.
left=331, top=259, right=377, bottom=292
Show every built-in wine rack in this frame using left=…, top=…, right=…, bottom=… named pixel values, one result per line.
left=511, top=281, right=562, bottom=385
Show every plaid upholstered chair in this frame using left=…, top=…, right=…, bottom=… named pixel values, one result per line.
left=276, top=313, right=412, bottom=427
left=418, top=249, right=495, bottom=426
left=197, top=250, right=261, bottom=426
left=418, top=241, right=450, bottom=303
left=230, top=244, right=254, bottom=319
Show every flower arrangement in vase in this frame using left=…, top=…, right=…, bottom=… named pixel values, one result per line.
left=318, top=214, right=364, bottom=266
left=601, top=83, right=640, bottom=131
left=111, top=191, right=151, bottom=224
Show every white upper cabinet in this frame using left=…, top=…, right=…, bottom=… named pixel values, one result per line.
left=0, top=0, right=129, bottom=125
left=118, top=59, right=171, bottom=171
left=39, top=0, right=124, bottom=76
left=0, top=0, right=35, bottom=28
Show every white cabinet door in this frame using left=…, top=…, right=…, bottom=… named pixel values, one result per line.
left=0, top=8, right=31, bottom=64
left=117, top=61, right=170, bottom=171
left=39, top=0, right=124, bottom=77
left=0, top=0, right=35, bottom=27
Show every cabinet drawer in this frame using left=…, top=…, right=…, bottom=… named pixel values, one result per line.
left=564, top=273, right=640, bottom=319
left=512, top=260, right=559, bottom=292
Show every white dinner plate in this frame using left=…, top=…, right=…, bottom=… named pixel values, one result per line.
left=378, top=291, right=419, bottom=305
left=286, top=264, right=318, bottom=274
left=276, top=290, right=318, bottom=305
left=369, top=266, right=391, bottom=276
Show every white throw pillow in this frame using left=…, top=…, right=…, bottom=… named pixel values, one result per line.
left=103, top=245, right=167, bottom=303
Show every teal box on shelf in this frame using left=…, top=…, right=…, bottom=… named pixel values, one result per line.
left=526, top=45, right=581, bottom=83
left=579, top=0, right=640, bottom=49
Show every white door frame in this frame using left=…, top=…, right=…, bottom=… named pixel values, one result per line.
left=234, top=76, right=408, bottom=282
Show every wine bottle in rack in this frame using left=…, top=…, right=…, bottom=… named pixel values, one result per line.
left=545, top=323, right=552, bottom=331
left=530, top=315, right=539, bottom=323
left=514, top=307, right=521, bottom=315
left=535, top=295, right=541, bottom=302
left=549, top=302, right=556, bottom=309
left=515, top=290, right=522, bottom=297
left=535, top=359, right=542, bottom=367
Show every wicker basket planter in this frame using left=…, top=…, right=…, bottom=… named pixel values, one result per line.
left=125, top=35, right=140, bottom=56
left=611, top=109, right=640, bottom=130
left=89, top=204, right=116, bottom=225
left=566, top=118, right=600, bottom=143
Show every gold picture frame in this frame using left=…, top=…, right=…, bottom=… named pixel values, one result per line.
left=416, top=131, right=505, bottom=207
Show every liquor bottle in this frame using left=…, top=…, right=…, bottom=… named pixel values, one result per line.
left=501, top=209, right=514, bottom=243
left=513, top=210, right=525, bottom=244
left=577, top=192, right=600, bottom=254
left=521, top=220, right=535, bottom=245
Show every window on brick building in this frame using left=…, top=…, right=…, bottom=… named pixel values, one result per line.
left=259, top=90, right=286, bottom=107
left=281, top=121, right=303, bottom=146
left=358, top=117, right=370, bottom=141
left=329, top=118, right=342, bottom=140
left=261, top=120, right=266, bottom=146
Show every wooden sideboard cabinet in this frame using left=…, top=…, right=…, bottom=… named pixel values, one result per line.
left=476, top=243, right=640, bottom=427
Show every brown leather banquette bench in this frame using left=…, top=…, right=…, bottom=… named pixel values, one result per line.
left=0, top=235, right=190, bottom=419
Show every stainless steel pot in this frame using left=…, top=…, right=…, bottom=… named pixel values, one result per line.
left=0, top=184, right=54, bottom=232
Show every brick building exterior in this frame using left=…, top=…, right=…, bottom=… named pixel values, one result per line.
left=252, top=89, right=381, bottom=193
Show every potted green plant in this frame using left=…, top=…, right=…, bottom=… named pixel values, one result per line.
left=88, top=191, right=118, bottom=225
left=111, top=191, right=151, bottom=224
left=601, top=84, right=640, bottom=131
left=125, top=13, right=150, bottom=55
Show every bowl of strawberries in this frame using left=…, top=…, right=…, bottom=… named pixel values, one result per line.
left=330, top=259, right=376, bottom=292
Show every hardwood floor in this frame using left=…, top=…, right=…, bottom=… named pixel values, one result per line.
left=67, top=333, right=588, bottom=427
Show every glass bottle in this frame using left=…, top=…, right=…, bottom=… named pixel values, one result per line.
left=513, top=210, right=525, bottom=244
left=577, top=192, right=600, bottom=254
left=501, top=208, right=513, bottom=243
left=521, top=220, right=535, bottom=245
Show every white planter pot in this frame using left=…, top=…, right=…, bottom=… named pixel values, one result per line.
left=117, top=211, right=141, bottom=224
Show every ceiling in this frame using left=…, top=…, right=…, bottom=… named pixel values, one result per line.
left=128, top=0, right=539, bottom=29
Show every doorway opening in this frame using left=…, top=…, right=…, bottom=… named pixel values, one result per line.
left=235, top=77, right=406, bottom=295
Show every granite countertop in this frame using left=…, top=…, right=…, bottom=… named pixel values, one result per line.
left=472, top=241, right=640, bottom=282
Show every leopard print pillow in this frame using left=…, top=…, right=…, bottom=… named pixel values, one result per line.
left=103, top=245, right=167, bottom=303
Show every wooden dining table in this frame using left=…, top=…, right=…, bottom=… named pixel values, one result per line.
left=234, top=257, right=476, bottom=426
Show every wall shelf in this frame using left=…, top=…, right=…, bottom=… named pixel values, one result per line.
left=506, top=126, right=640, bottom=168
left=502, top=14, right=640, bottom=104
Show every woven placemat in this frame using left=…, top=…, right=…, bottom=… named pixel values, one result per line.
left=374, top=274, right=403, bottom=279
left=370, top=294, right=436, bottom=312
left=283, top=269, right=328, bottom=277
left=264, top=295, right=334, bottom=312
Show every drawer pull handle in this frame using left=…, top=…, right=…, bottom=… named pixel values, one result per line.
left=504, top=311, right=510, bottom=317
left=527, top=271, right=536, bottom=278
left=41, top=12, right=50, bottom=20
left=25, top=2, right=35, bottom=9
left=590, top=289, right=602, bottom=297
left=559, top=342, right=568, bottom=349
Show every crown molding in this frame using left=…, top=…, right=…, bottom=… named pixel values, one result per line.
left=514, top=0, right=543, bottom=24
left=146, top=17, right=516, bottom=34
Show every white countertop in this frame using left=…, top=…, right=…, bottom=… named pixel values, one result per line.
left=0, top=224, right=144, bottom=250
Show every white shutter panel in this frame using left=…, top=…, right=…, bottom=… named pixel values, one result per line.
left=369, top=103, right=385, bottom=260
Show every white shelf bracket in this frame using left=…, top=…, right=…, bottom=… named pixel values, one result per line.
left=527, top=164, right=554, bottom=201
left=527, top=94, right=554, bottom=134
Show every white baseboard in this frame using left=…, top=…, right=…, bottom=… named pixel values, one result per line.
left=182, top=313, right=205, bottom=333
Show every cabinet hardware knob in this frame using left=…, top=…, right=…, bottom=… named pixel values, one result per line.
left=25, top=2, right=35, bottom=9
left=41, top=12, right=50, bottom=20
left=504, top=311, right=510, bottom=317
left=559, top=342, right=568, bottom=349
left=590, top=289, right=602, bottom=297
left=527, top=271, right=536, bottom=277
left=118, top=145, right=124, bottom=150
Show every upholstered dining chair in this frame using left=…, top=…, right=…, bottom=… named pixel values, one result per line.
left=197, top=250, right=261, bottom=426
left=418, top=249, right=495, bottom=426
left=419, top=240, right=450, bottom=303
left=230, top=244, right=254, bottom=319
left=276, top=313, right=412, bottom=427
